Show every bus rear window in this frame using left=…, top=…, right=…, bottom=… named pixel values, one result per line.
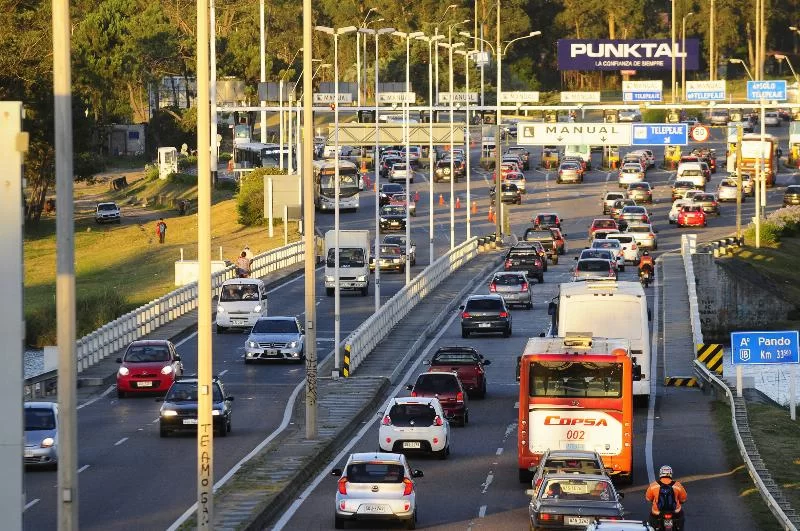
left=529, top=361, right=623, bottom=398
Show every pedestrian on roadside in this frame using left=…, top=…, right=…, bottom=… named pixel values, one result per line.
left=243, top=245, right=253, bottom=260
left=156, top=218, right=167, bottom=244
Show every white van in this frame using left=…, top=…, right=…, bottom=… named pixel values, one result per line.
left=564, top=145, right=592, bottom=169
left=216, top=278, right=268, bottom=333
left=676, top=162, right=706, bottom=188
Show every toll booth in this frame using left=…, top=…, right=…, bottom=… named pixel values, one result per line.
left=158, top=147, right=178, bottom=179
left=603, top=109, right=619, bottom=123
left=790, top=122, right=800, bottom=167
left=664, top=145, right=682, bottom=170
left=545, top=111, right=558, bottom=123
left=357, top=110, right=375, bottom=123
left=541, top=145, right=560, bottom=169
left=603, top=146, right=620, bottom=169
left=480, top=138, right=497, bottom=170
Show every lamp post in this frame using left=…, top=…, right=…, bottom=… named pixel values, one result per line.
left=279, top=47, right=303, bottom=171
left=774, top=54, right=800, bottom=84
left=433, top=5, right=459, bottom=106
left=361, top=18, right=384, bottom=106
left=709, top=0, right=715, bottom=79
left=360, top=26, right=396, bottom=311
left=356, top=8, right=378, bottom=107
left=671, top=0, right=676, bottom=103
left=315, top=25, right=357, bottom=375
left=681, top=12, right=693, bottom=102
left=729, top=57, right=753, bottom=81
left=417, top=34, right=445, bottom=263
left=394, top=30, right=424, bottom=284
left=456, top=48, right=475, bottom=240
left=440, top=33, right=467, bottom=250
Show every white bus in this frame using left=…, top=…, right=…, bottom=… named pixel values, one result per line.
left=548, top=281, right=651, bottom=403
left=312, top=159, right=360, bottom=212
left=233, top=142, right=282, bottom=169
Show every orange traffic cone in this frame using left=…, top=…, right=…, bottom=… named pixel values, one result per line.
left=414, top=190, right=420, bottom=203
left=456, top=197, right=461, bottom=209
left=471, top=201, right=478, bottom=215
left=488, top=206, right=494, bottom=223
left=439, top=194, right=445, bottom=206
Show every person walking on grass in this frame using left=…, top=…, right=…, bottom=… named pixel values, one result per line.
left=156, top=218, right=167, bottom=244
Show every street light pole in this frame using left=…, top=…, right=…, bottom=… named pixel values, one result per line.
left=775, top=54, right=800, bottom=84
left=681, top=12, right=693, bottom=102
left=260, top=0, right=266, bottom=143
left=671, top=0, right=677, bottom=103
left=357, top=8, right=378, bottom=107
left=279, top=48, right=303, bottom=171
left=443, top=24, right=467, bottom=250
left=709, top=0, right=715, bottom=80
left=456, top=48, right=474, bottom=240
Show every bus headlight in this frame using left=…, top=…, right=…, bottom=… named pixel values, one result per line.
left=324, top=275, right=334, bottom=282
left=356, top=275, right=366, bottom=282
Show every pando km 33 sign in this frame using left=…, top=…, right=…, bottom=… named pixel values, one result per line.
left=517, top=122, right=632, bottom=146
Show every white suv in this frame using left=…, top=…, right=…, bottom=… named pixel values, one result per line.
left=676, top=162, right=706, bottom=188
left=95, top=202, right=121, bottom=224
left=378, top=397, right=450, bottom=459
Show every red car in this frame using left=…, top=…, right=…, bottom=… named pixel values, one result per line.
left=407, top=372, right=469, bottom=426
left=116, top=340, right=183, bottom=398
left=589, top=218, right=619, bottom=236
left=677, top=205, right=707, bottom=227
left=532, top=212, right=562, bottom=230
left=424, top=346, right=491, bottom=398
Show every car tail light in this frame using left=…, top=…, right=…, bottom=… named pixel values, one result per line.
left=402, top=478, right=414, bottom=496
left=499, top=311, right=509, bottom=318
left=338, top=477, right=348, bottom=495
left=504, top=259, right=512, bottom=269
left=381, top=415, right=392, bottom=425
left=649, top=233, right=655, bottom=238
left=534, top=477, right=543, bottom=489
left=713, top=201, right=718, bottom=206
left=558, top=170, right=563, bottom=175
left=521, top=282, right=528, bottom=292
left=489, top=283, right=497, bottom=292
left=461, top=311, right=471, bottom=319
left=434, top=415, right=443, bottom=426
left=641, top=215, right=647, bottom=221
left=456, top=391, right=464, bottom=403
left=539, top=514, right=562, bottom=522
left=410, top=390, right=418, bottom=397
left=534, top=259, right=541, bottom=267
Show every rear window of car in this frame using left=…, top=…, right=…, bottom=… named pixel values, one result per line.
left=464, top=298, right=505, bottom=311
left=577, top=260, right=610, bottom=272
left=626, top=225, right=650, bottom=233
left=720, top=180, right=736, bottom=187
left=524, top=231, right=552, bottom=240
left=605, top=193, right=624, bottom=201
left=593, top=241, right=620, bottom=249
left=432, top=352, right=480, bottom=364
left=609, top=235, right=634, bottom=244
left=697, top=194, right=715, bottom=201
left=543, top=457, right=603, bottom=474
left=414, top=373, right=460, bottom=393
left=628, top=183, right=649, bottom=190
left=508, top=250, right=538, bottom=258
left=593, top=220, right=616, bottom=228
left=494, top=274, right=524, bottom=285
left=683, top=206, right=703, bottom=212
left=346, top=462, right=406, bottom=483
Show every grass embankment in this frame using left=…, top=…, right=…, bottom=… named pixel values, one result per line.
left=25, top=172, right=300, bottom=347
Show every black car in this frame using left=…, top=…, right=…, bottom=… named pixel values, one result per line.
left=379, top=183, right=405, bottom=207
left=489, top=183, right=522, bottom=204
left=379, top=205, right=407, bottom=231
left=459, top=294, right=512, bottom=338
left=505, top=246, right=545, bottom=281
left=527, top=474, right=624, bottom=529
left=784, top=185, right=800, bottom=206
left=158, top=377, right=234, bottom=437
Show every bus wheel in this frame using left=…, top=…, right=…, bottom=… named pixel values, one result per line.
left=519, top=468, right=533, bottom=484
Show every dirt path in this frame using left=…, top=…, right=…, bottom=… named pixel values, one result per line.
left=73, top=169, right=172, bottom=225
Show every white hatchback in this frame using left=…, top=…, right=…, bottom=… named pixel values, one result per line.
left=669, top=199, right=692, bottom=224
left=604, top=233, right=640, bottom=264
left=378, top=397, right=450, bottom=459
left=591, top=239, right=626, bottom=271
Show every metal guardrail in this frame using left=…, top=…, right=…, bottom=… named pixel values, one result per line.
left=682, top=235, right=799, bottom=530
left=344, top=237, right=481, bottom=374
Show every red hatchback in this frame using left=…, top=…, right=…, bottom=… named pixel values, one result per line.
left=407, top=372, right=469, bottom=426
left=589, top=218, right=619, bottom=236
left=677, top=204, right=707, bottom=227
left=116, top=340, right=183, bottom=398
left=424, top=346, right=491, bottom=398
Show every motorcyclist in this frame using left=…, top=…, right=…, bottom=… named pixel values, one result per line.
left=646, top=465, right=687, bottom=530
left=638, top=250, right=654, bottom=279
left=235, top=251, right=251, bottom=278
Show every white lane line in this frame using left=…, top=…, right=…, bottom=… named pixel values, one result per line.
left=514, top=401, right=519, bottom=409
left=78, top=464, right=90, bottom=473
left=645, top=256, right=662, bottom=485
left=77, top=385, right=115, bottom=410
left=496, top=447, right=503, bottom=456
left=152, top=418, right=160, bottom=424
left=218, top=369, right=228, bottom=378
left=478, top=505, right=487, bottom=518
left=114, top=437, right=128, bottom=446
left=24, top=499, right=40, bottom=511
left=480, top=471, right=494, bottom=494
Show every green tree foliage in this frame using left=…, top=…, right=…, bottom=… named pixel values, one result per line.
left=236, top=167, right=289, bottom=226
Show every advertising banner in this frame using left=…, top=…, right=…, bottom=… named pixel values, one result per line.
left=557, top=39, right=699, bottom=71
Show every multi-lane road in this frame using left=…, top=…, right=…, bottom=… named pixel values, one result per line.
left=24, top=119, right=794, bottom=530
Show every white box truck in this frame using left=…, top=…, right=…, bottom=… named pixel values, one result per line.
left=324, top=230, right=370, bottom=297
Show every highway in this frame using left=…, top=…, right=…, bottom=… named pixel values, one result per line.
left=23, top=118, right=793, bottom=530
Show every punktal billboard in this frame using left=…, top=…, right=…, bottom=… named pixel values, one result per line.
left=558, top=39, right=700, bottom=71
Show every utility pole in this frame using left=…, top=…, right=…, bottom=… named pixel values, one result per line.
left=53, top=0, right=79, bottom=527
left=735, top=124, right=743, bottom=240
left=494, top=0, right=503, bottom=237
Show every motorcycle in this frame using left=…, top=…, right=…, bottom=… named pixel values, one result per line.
left=639, top=265, right=653, bottom=288
left=654, top=512, right=678, bottom=530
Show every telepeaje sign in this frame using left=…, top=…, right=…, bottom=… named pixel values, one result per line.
left=557, top=39, right=699, bottom=71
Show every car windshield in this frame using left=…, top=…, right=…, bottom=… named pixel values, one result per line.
left=541, top=478, right=616, bottom=501
left=252, top=319, right=298, bottom=334
left=97, top=203, right=117, bottom=211
left=383, top=236, right=407, bottom=246
left=124, top=345, right=170, bottom=362
left=577, top=260, right=611, bottom=272
left=380, top=245, right=402, bottom=256
left=414, top=374, right=460, bottom=393
left=220, top=283, right=260, bottom=302
left=346, top=462, right=406, bottom=483
left=381, top=206, right=405, bottom=216
left=494, top=274, right=524, bottom=285
left=530, top=361, right=623, bottom=398
left=326, top=248, right=365, bottom=268
left=25, top=408, right=56, bottom=431
left=166, top=382, right=223, bottom=402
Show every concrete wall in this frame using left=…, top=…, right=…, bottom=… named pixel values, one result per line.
left=692, top=252, right=796, bottom=341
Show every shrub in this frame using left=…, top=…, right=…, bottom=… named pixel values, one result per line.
left=236, top=167, right=288, bottom=226
left=178, top=155, right=198, bottom=170
left=167, top=172, right=197, bottom=185
left=744, top=221, right=781, bottom=246
left=766, top=206, right=800, bottom=236
left=218, top=152, right=232, bottom=162
left=74, top=151, right=107, bottom=183
left=144, top=164, right=160, bottom=181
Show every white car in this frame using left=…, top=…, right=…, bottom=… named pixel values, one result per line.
left=590, top=239, right=626, bottom=271
left=378, top=396, right=450, bottom=458
left=717, top=178, right=742, bottom=202
left=669, top=199, right=692, bottom=224
left=618, top=163, right=645, bottom=188
left=625, top=222, right=658, bottom=250
left=763, top=111, right=781, bottom=127
left=676, top=162, right=706, bottom=188
left=331, top=452, right=423, bottom=529
left=95, top=202, right=121, bottom=224
left=504, top=171, right=527, bottom=193
left=389, top=163, right=413, bottom=183
left=604, top=233, right=640, bottom=264
left=618, top=109, right=642, bottom=122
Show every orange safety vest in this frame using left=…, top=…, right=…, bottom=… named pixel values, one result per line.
left=645, top=478, right=687, bottom=515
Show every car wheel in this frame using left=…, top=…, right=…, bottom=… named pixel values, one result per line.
left=361, top=286, right=369, bottom=296
left=436, top=447, right=449, bottom=460
left=619, top=265, right=625, bottom=272
left=227, top=418, right=232, bottom=433
left=405, top=511, right=417, bottom=529
left=159, top=425, right=169, bottom=438
left=526, top=301, right=533, bottom=310
left=478, top=381, right=487, bottom=398
left=244, top=357, right=253, bottom=365
left=216, top=325, right=225, bottom=334
left=461, top=328, right=469, bottom=338
left=542, top=262, right=548, bottom=272
left=503, top=326, right=511, bottom=338
left=519, top=468, right=533, bottom=484
left=538, top=274, right=544, bottom=283
left=334, top=515, right=345, bottom=529
left=464, top=411, right=469, bottom=425
left=217, top=422, right=227, bottom=437
left=326, top=287, right=334, bottom=297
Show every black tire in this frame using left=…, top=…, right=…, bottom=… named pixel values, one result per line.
left=463, top=411, right=469, bottom=425
left=244, top=358, right=253, bottom=365
left=519, top=468, right=533, bottom=484
left=461, top=328, right=469, bottom=338
left=503, top=326, right=511, bottom=338
left=326, top=287, right=334, bottom=297
left=159, top=426, right=169, bottom=438
left=538, top=274, right=544, bottom=283
left=117, top=389, right=126, bottom=399
left=334, top=515, right=345, bottom=529
left=216, top=325, right=225, bottom=334
left=217, top=423, right=227, bottom=437
left=360, top=286, right=368, bottom=296
left=619, top=265, right=625, bottom=272
left=406, top=511, right=417, bottom=530
left=542, top=262, right=548, bottom=272
left=436, top=447, right=449, bottom=460
left=526, top=301, right=533, bottom=310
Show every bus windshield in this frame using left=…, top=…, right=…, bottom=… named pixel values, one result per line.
left=561, top=300, right=642, bottom=340
left=319, top=171, right=359, bottom=197
left=529, top=361, right=623, bottom=398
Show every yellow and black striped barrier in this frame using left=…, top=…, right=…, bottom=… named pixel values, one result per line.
left=342, top=345, right=351, bottom=378
left=664, top=377, right=698, bottom=387
left=696, top=343, right=724, bottom=375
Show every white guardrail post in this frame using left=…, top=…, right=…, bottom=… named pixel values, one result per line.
left=344, top=238, right=479, bottom=374
left=683, top=234, right=799, bottom=531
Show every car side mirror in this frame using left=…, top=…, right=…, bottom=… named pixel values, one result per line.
left=411, top=469, right=424, bottom=478
left=174, top=355, right=181, bottom=361
left=574, top=256, right=578, bottom=261
left=116, top=358, right=122, bottom=363
left=459, top=305, right=465, bottom=310
left=405, top=384, right=414, bottom=391
left=483, top=359, right=492, bottom=366
left=226, top=396, right=235, bottom=401
left=422, top=360, right=430, bottom=365
left=331, top=468, right=343, bottom=477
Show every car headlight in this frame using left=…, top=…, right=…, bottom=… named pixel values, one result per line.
left=161, top=365, right=174, bottom=375
left=393, top=259, right=400, bottom=263
left=212, top=410, right=221, bottom=416
left=118, top=367, right=129, bottom=376
left=356, top=275, right=366, bottom=282
left=161, top=410, right=178, bottom=417
left=253, top=304, right=262, bottom=313
left=247, top=340, right=259, bottom=349
left=41, top=437, right=55, bottom=448
left=217, top=305, right=225, bottom=313
left=287, top=340, right=300, bottom=349
left=380, top=217, right=387, bottom=222
left=324, top=275, right=334, bottom=282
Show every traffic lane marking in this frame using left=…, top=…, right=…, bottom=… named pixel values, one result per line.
left=24, top=499, right=40, bottom=511
left=114, top=437, right=128, bottom=446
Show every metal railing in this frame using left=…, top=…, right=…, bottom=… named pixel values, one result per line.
left=344, top=237, right=480, bottom=374
left=682, top=234, right=799, bottom=530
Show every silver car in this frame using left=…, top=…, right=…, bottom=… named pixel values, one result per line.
left=591, top=239, right=626, bottom=271
left=332, top=452, right=424, bottom=529
left=625, top=222, right=658, bottom=250
left=618, top=163, right=645, bottom=187
left=244, top=316, right=305, bottom=363
left=717, top=178, right=740, bottom=202
left=24, top=402, right=58, bottom=468
left=602, top=192, right=626, bottom=215
left=556, top=161, right=583, bottom=184
left=489, top=271, right=532, bottom=309
left=572, top=258, right=616, bottom=281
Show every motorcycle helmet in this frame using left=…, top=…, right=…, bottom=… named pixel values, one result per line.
left=659, top=465, right=673, bottom=478
left=642, top=250, right=650, bottom=256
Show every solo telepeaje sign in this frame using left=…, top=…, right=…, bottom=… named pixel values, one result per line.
left=557, top=39, right=699, bottom=71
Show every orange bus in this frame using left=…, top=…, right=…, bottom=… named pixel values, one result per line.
left=517, top=335, right=635, bottom=484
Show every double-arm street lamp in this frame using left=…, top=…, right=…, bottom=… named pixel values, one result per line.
left=278, top=47, right=303, bottom=171
left=433, top=5, right=459, bottom=105
left=356, top=8, right=378, bottom=107
left=774, top=54, right=800, bottom=84
left=455, top=48, right=476, bottom=239
left=439, top=37, right=465, bottom=250
left=359, top=26, right=396, bottom=311
left=416, top=34, right=445, bottom=263
left=681, top=12, right=693, bottom=102
left=729, top=58, right=754, bottom=81
left=314, top=25, right=357, bottom=374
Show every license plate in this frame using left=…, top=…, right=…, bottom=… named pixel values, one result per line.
left=361, top=504, right=390, bottom=513
left=566, top=517, right=591, bottom=526
left=137, top=381, right=153, bottom=388
left=564, top=442, right=585, bottom=450
left=403, top=441, right=421, bottom=449
left=232, top=319, right=247, bottom=325
left=266, top=349, right=279, bottom=356
left=183, top=419, right=198, bottom=425
left=479, top=323, right=492, bottom=328
left=24, top=449, right=34, bottom=458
